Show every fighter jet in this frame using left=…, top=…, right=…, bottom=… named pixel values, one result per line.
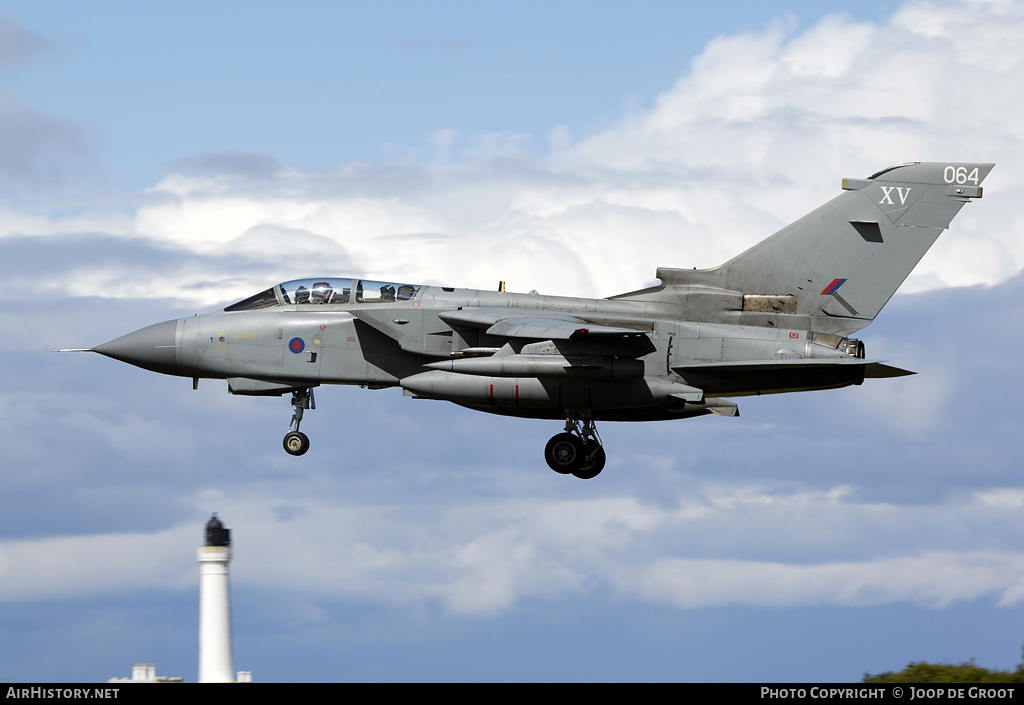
left=64, top=162, right=992, bottom=478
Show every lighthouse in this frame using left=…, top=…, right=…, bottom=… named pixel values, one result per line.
left=198, top=514, right=235, bottom=683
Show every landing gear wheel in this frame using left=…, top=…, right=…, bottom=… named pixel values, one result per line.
left=283, top=431, right=310, bottom=456
left=573, top=442, right=606, bottom=480
left=545, top=432, right=586, bottom=474
left=282, top=388, right=315, bottom=455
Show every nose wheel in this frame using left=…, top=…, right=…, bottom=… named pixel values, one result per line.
left=283, top=431, right=309, bottom=455
left=283, top=388, right=315, bottom=456
left=544, top=415, right=606, bottom=479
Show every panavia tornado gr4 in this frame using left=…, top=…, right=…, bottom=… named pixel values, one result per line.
left=66, top=162, right=992, bottom=478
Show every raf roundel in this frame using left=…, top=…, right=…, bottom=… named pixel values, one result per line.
left=288, top=337, right=305, bottom=354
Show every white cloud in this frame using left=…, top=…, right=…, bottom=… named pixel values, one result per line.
left=3, top=0, right=1022, bottom=308
left=631, top=552, right=1024, bottom=609
left=6, top=485, right=1024, bottom=613
left=0, top=525, right=195, bottom=602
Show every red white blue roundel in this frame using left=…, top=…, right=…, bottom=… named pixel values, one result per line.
left=288, top=337, right=305, bottom=354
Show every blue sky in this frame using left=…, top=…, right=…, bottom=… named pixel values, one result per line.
left=3, top=1, right=900, bottom=184
left=2, top=0, right=1024, bottom=683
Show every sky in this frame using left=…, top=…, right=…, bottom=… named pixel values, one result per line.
left=1, top=0, right=1024, bottom=683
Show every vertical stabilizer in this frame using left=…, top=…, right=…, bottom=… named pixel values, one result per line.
left=658, top=162, right=993, bottom=331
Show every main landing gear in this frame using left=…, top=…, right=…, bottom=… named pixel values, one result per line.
left=544, top=415, right=606, bottom=479
left=283, top=388, right=315, bottom=456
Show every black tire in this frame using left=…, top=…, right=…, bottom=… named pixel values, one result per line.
left=283, top=431, right=310, bottom=456
left=573, top=443, right=606, bottom=480
left=544, top=433, right=585, bottom=474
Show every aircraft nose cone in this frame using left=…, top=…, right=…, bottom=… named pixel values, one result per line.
left=93, top=319, right=181, bottom=375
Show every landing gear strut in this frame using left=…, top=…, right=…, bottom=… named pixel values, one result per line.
left=544, top=414, right=606, bottom=479
left=283, top=388, right=315, bottom=456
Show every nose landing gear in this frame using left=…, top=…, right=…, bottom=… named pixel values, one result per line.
left=544, top=414, right=606, bottom=479
left=283, top=388, right=315, bottom=456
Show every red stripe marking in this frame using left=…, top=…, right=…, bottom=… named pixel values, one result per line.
left=821, top=278, right=847, bottom=296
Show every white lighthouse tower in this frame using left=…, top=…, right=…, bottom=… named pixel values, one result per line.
left=198, top=514, right=235, bottom=683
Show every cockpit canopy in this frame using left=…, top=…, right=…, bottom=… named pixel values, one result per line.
left=225, top=277, right=421, bottom=312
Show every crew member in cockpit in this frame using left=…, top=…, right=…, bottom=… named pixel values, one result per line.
left=311, top=282, right=333, bottom=304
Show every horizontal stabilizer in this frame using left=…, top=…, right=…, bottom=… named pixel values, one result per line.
left=673, top=357, right=892, bottom=397
left=863, top=363, right=915, bottom=378
left=673, top=358, right=889, bottom=374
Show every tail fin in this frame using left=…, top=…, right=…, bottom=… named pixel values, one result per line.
left=657, top=162, right=993, bottom=331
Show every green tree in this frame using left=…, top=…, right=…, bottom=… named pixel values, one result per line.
left=864, top=648, right=1024, bottom=683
